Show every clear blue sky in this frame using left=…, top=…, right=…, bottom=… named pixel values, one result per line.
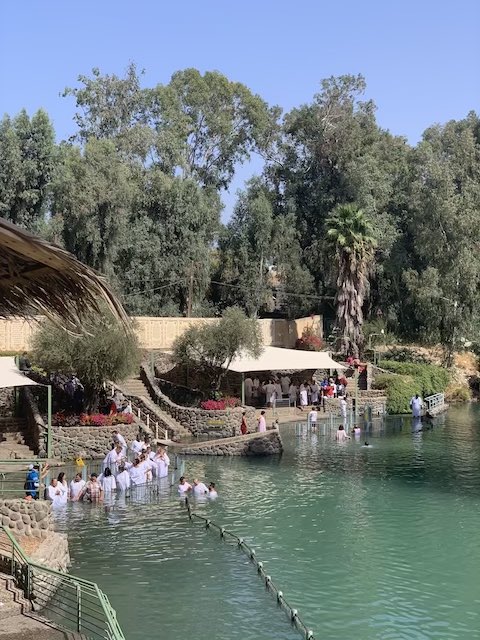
left=1, top=0, right=479, bottom=218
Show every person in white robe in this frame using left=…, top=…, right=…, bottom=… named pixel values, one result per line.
left=47, top=479, right=67, bottom=508
left=69, top=474, right=86, bottom=501
left=116, top=466, right=131, bottom=492
left=193, top=479, right=209, bottom=496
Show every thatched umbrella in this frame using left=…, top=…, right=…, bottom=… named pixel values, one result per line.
left=0, top=218, right=129, bottom=328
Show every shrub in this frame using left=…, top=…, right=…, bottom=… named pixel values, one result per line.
left=200, top=397, right=241, bottom=410
left=295, top=326, right=323, bottom=351
left=377, top=360, right=450, bottom=396
left=52, top=411, right=134, bottom=427
left=373, top=373, right=418, bottom=414
left=381, top=347, right=432, bottom=364
left=446, top=386, right=471, bottom=402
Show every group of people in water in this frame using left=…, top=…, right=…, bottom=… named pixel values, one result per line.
left=25, top=429, right=217, bottom=506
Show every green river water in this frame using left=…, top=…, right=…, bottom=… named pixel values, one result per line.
left=54, top=405, right=480, bottom=640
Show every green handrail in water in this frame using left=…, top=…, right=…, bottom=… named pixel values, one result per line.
left=0, top=524, right=125, bottom=640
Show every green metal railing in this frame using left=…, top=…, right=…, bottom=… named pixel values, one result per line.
left=0, top=459, right=48, bottom=496
left=0, top=525, right=125, bottom=640
left=184, top=497, right=316, bottom=640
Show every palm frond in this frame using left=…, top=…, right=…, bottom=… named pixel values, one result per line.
left=0, top=218, right=129, bottom=329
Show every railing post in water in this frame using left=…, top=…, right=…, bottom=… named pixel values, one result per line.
left=155, top=422, right=159, bottom=440
left=146, top=414, right=150, bottom=429
left=76, top=583, right=82, bottom=632
left=137, top=408, right=141, bottom=419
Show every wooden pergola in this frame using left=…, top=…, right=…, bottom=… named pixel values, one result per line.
left=0, top=218, right=128, bottom=327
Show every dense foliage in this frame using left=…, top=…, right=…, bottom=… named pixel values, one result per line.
left=374, top=361, right=451, bottom=413
left=377, top=361, right=450, bottom=397
left=1, top=66, right=480, bottom=359
left=31, top=313, right=141, bottom=409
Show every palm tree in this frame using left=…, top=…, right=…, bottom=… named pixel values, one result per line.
left=326, top=204, right=376, bottom=358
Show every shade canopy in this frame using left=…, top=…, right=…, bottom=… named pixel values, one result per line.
left=0, top=357, right=39, bottom=389
left=228, top=346, right=346, bottom=374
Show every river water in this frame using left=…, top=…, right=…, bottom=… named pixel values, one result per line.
left=55, top=405, right=480, bottom=640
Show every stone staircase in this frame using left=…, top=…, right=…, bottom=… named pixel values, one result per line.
left=0, top=417, right=35, bottom=460
left=119, top=377, right=190, bottom=439
left=0, top=573, right=84, bottom=638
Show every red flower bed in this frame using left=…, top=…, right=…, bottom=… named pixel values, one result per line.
left=52, top=411, right=134, bottom=427
left=200, top=397, right=241, bottom=410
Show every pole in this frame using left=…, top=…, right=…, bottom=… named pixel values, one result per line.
left=187, top=264, right=194, bottom=317
left=241, top=373, right=245, bottom=405
left=354, top=368, right=359, bottom=426
left=47, top=385, right=52, bottom=460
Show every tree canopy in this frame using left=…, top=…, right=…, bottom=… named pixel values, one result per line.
left=1, top=66, right=480, bottom=361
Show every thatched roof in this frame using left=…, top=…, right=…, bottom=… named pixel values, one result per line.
left=0, top=218, right=129, bottom=328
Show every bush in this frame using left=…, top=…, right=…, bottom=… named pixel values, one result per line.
left=377, top=360, right=450, bottom=396
left=381, top=347, right=432, bottom=364
left=52, top=411, right=134, bottom=427
left=295, top=326, right=323, bottom=351
left=446, top=386, right=471, bottom=403
left=200, top=397, right=241, bottom=410
left=373, top=373, right=418, bottom=414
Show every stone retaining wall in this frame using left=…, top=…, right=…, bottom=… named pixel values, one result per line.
left=141, top=365, right=256, bottom=438
left=179, top=429, right=283, bottom=456
left=324, top=393, right=387, bottom=416
left=21, top=387, right=46, bottom=456
left=0, top=499, right=54, bottom=539
left=31, top=531, right=70, bottom=572
left=51, top=424, right=141, bottom=461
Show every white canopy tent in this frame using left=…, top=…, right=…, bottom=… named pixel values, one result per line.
left=228, top=347, right=345, bottom=405
left=229, top=346, right=345, bottom=374
left=0, top=356, right=53, bottom=460
left=0, top=357, right=39, bottom=389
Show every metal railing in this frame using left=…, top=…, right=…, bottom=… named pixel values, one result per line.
left=184, top=498, right=316, bottom=640
left=110, top=383, right=169, bottom=441
left=424, top=393, right=445, bottom=413
left=0, top=524, right=125, bottom=639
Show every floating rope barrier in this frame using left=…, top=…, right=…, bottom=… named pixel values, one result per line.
left=184, top=497, right=316, bottom=640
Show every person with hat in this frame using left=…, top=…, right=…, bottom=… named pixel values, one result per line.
left=24, top=462, right=49, bottom=500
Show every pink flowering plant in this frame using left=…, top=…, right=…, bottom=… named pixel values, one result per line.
left=200, top=397, right=241, bottom=410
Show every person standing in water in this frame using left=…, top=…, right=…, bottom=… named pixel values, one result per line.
left=335, top=425, right=350, bottom=442
left=410, top=394, right=423, bottom=418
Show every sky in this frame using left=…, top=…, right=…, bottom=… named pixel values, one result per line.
left=1, top=0, right=479, bottom=218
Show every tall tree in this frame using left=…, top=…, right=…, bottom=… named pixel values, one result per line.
left=52, top=139, right=137, bottom=281
left=399, top=113, right=480, bottom=363
left=326, top=204, right=376, bottom=357
left=0, top=109, right=55, bottom=230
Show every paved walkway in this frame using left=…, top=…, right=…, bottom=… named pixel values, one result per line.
left=0, top=614, right=85, bottom=639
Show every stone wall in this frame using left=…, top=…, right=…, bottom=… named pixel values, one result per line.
left=0, top=314, right=322, bottom=351
left=324, top=391, right=387, bottom=417
left=141, top=366, right=257, bottom=438
left=31, top=531, right=70, bottom=572
left=0, top=388, right=14, bottom=416
left=0, top=499, right=54, bottom=539
left=20, top=387, right=46, bottom=456
left=179, top=429, right=283, bottom=456
left=51, top=424, right=141, bottom=461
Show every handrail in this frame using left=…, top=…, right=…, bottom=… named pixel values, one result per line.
left=424, top=392, right=445, bottom=408
left=110, top=382, right=169, bottom=441
left=0, top=524, right=125, bottom=639
left=183, top=498, right=315, bottom=640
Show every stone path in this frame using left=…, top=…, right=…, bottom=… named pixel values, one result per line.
left=119, top=376, right=190, bottom=438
